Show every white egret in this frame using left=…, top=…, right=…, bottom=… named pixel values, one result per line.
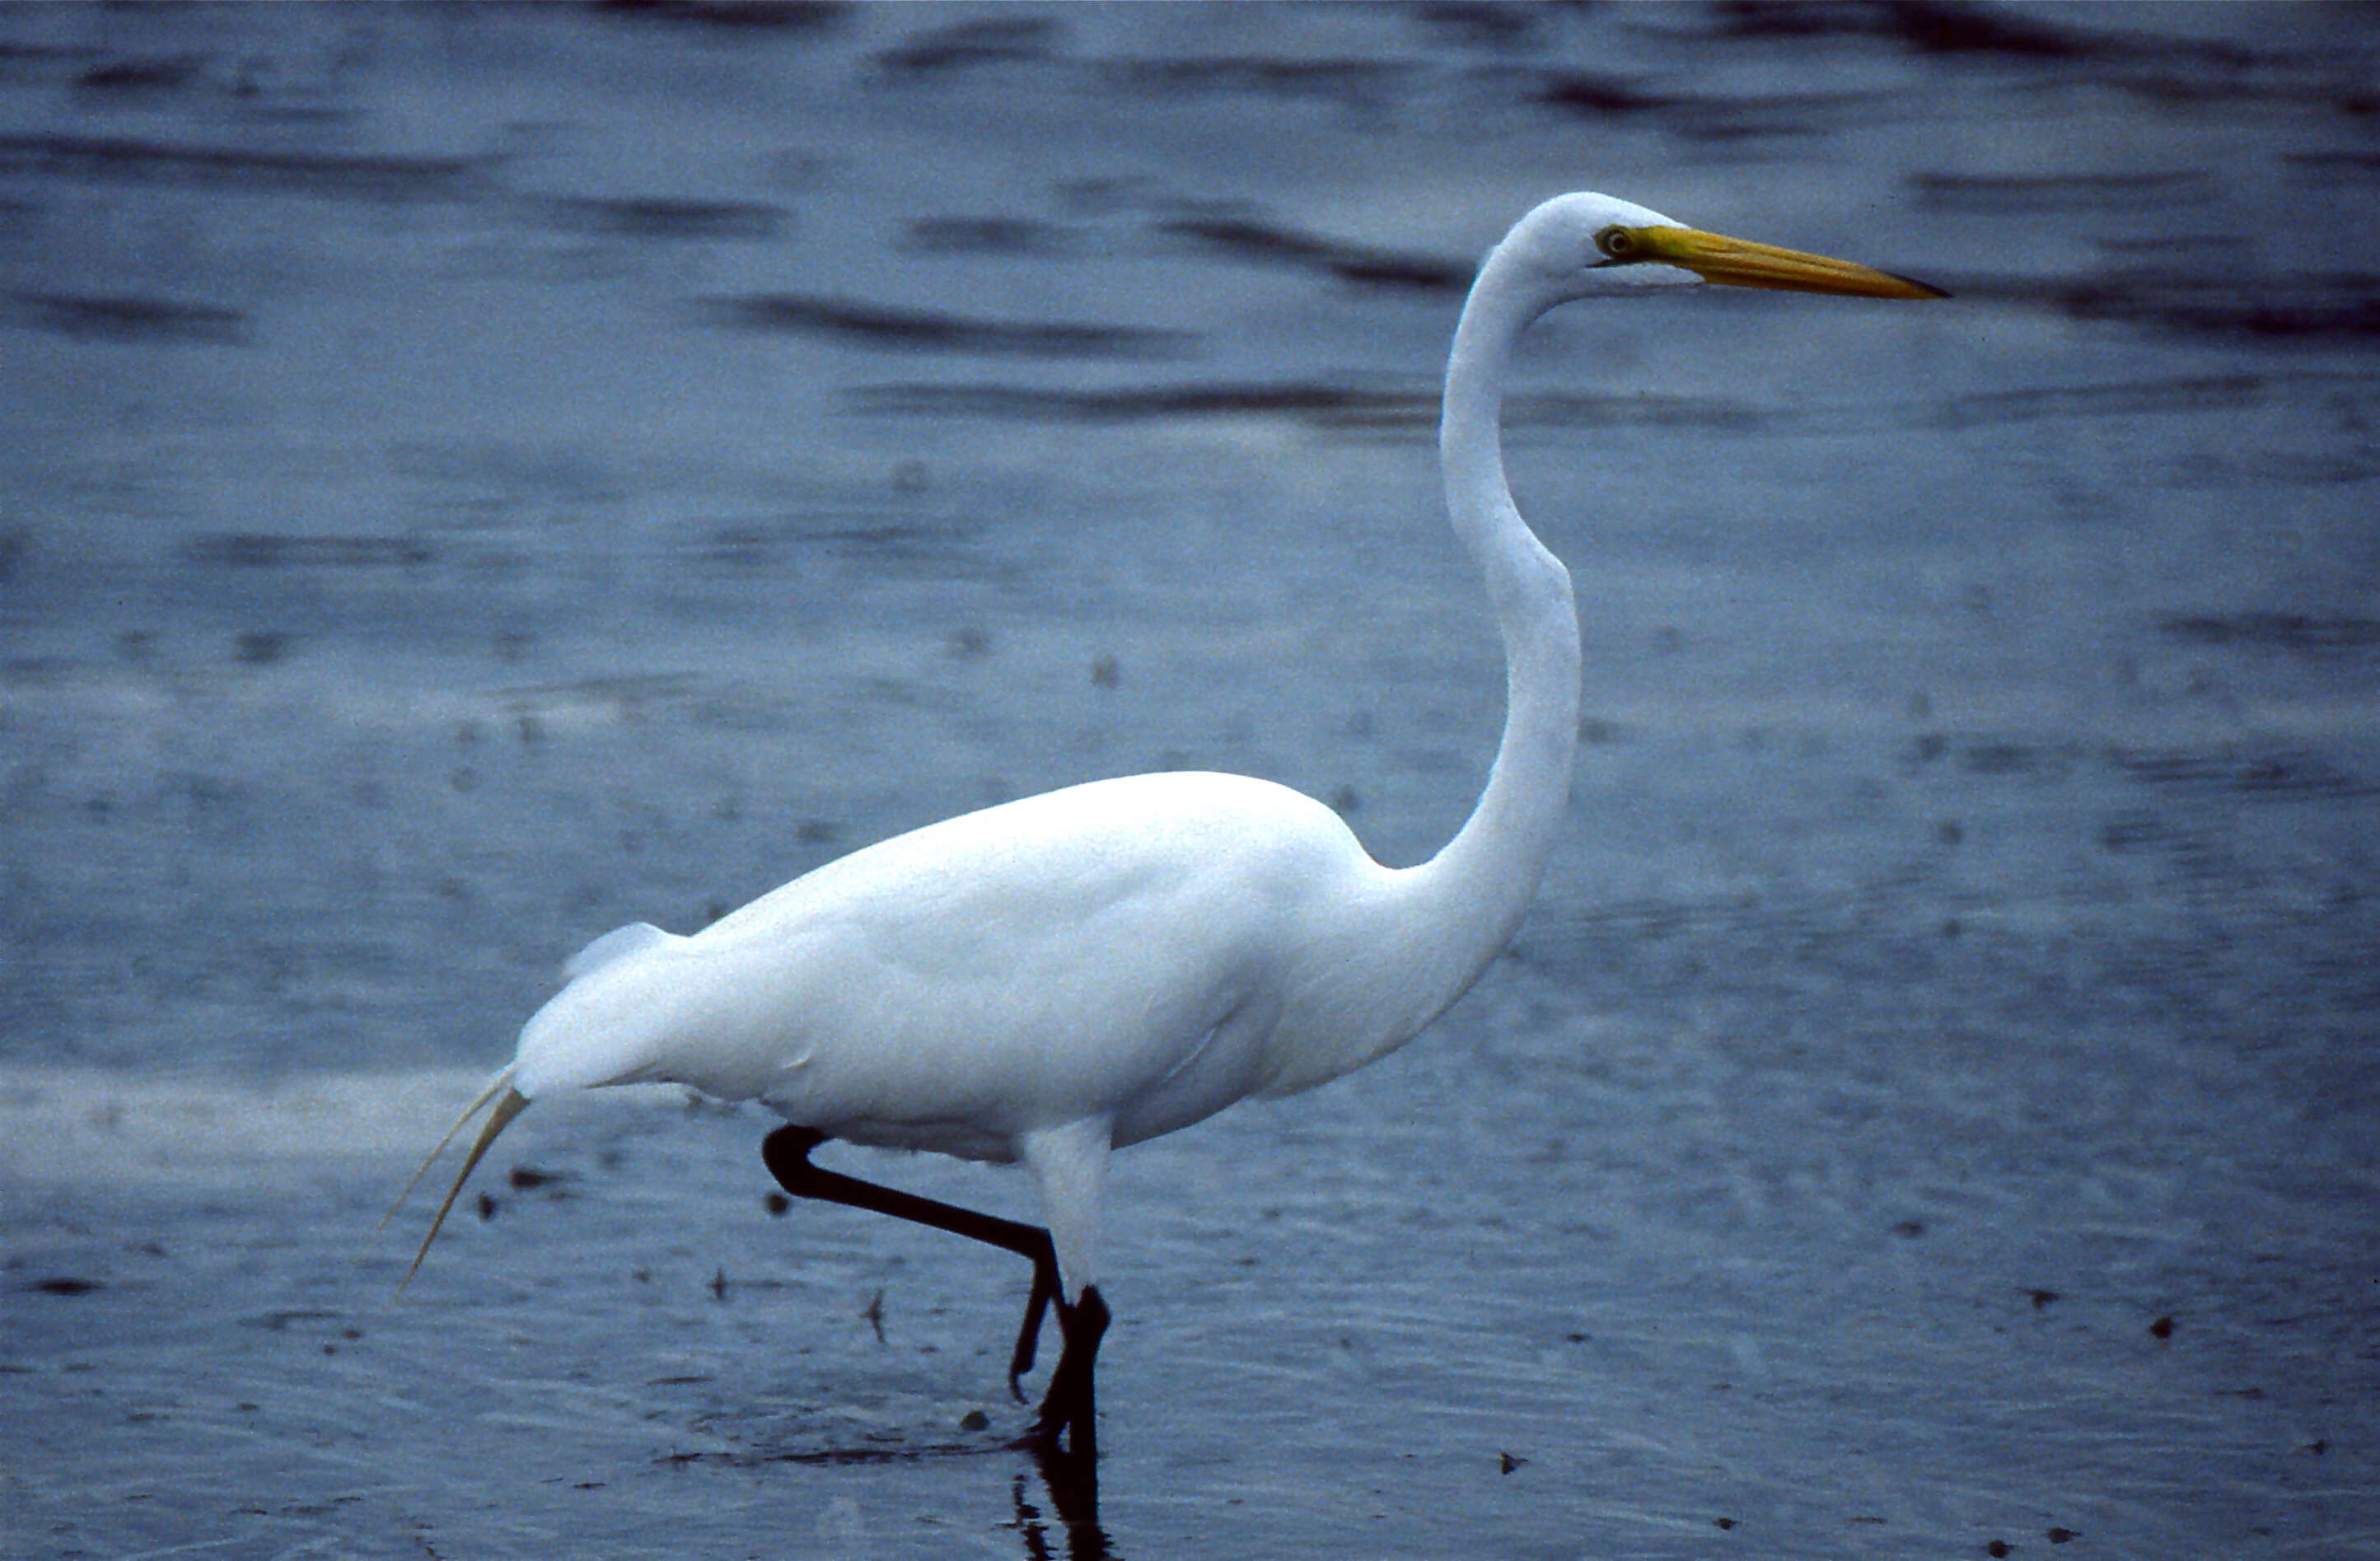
left=399, top=193, right=1943, bottom=1458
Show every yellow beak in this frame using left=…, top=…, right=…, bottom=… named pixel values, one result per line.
left=1630, top=226, right=1947, bottom=300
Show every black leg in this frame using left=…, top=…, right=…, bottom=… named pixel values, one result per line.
left=1010, top=1248, right=1060, bottom=1391
left=1028, top=1283, right=1107, bottom=1461
left=760, top=1126, right=1087, bottom=1425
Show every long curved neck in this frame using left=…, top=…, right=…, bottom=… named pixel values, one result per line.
left=1404, top=257, right=1582, bottom=1011
left=1258, top=250, right=1583, bottom=1100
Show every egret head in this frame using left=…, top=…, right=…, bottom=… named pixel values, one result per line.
left=1497, top=190, right=1947, bottom=308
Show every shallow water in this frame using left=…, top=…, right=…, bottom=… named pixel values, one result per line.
left=3, top=3, right=2377, bottom=1557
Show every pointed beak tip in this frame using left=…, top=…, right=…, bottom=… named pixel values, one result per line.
left=1652, top=227, right=1948, bottom=302
left=1880, top=269, right=1952, bottom=301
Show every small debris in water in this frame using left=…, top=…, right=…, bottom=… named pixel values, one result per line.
left=234, top=630, right=292, bottom=665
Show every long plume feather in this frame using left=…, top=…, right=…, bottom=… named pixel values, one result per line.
left=376, top=1068, right=517, bottom=1238
left=398, top=1085, right=531, bottom=1293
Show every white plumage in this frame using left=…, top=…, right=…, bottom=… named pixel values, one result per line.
left=396, top=191, right=1941, bottom=1451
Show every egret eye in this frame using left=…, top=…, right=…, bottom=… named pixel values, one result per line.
left=1595, top=226, right=1639, bottom=261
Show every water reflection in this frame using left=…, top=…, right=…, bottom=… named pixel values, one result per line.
left=669, top=1416, right=1114, bottom=1558
left=1012, top=1453, right=1112, bottom=1561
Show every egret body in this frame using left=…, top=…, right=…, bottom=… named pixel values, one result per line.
left=401, top=192, right=1942, bottom=1456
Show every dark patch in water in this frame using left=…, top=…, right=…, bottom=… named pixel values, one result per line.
left=4, top=655, right=76, bottom=685
left=1704, top=0, right=2076, bottom=54
left=1103, top=55, right=1419, bottom=109
left=1515, top=392, right=1765, bottom=432
left=1709, top=0, right=2228, bottom=64
left=905, top=215, right=1084, bottom=257
left=1677, top=89, right=1896, bottom=142
left=0, top=133, right=493, bottom=202
left=1914, top=170, right=2215, bottom=214
left=1538, top=72, right=1888, bottom=141
left=76, top=55, right=206, bottom=94
left=2181, top=449, right=2380, bottom=488
left=504, top=673, right=699, bottom=702
left=185, top=535, right=434, bottom=568
left=1160, top=216, right=1468, bottom=292
left=1958, top=740, right=2077, bottom=778
left=852, top=381, right=1760, bottom=436
left=675, top=1437, right=1008, bottom=1468
left=874, top=15, right=1059, bottom=73
left=2156, top=613, right=2380, bottom=656
left=5, top=291, right=247, bottom=344
left=1899, top=734, right=2079, bottom=778
left=2099, top=814, right=2172, bottom=853
left=852, top=380, right=1420, bottom=427
left=2108, top=746, right=2373, bottom=799
left=1413, top=2, right=1546, bottom=51
left=2095, top=233, right=2237, bottom=259
left=233, top=631, right=292, bottom=666
left=594, top=0, right=849, bottom=31
left=531, top=194, right=789, bottom=242
left=1935, top=376, right=2261, bottom=429
left=24, top=1277, right=103, bottom=1296
left=242, top=1307, right=344, bottom=1331
left=690, top=512, right=984, bottom=574
left=2287, top=150, right=2380, bottom=180
left=2033, top=271, right=2380, bottom=342
left=696, top=294, right=1194, bottom=359
left=1536, top=72, right=1674, bottom=119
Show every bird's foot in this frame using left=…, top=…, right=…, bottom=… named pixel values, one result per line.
left=1020, top=1284, right=1108, bottom=1461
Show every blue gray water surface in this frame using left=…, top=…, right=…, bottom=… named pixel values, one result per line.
left=3, top=3, right=2377, bottom=1558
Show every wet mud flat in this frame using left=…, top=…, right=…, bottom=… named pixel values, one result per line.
left=5, top=2, right=2379, bottom=1557
left=3, top=935, right=2372, bottom=1560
